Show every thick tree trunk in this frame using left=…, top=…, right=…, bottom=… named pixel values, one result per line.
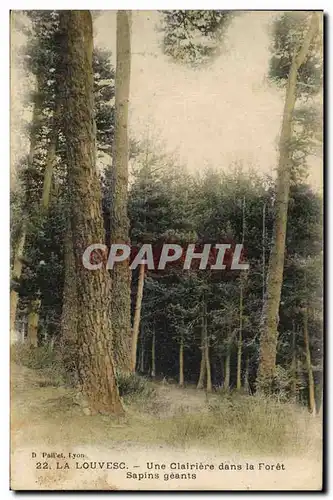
left=131, top=263, right=145, bottom=372
left=303, top=308, right=316, bottom=415
left=110, top=11, right=132, bottom=373
left=60, top=217, right=78, bottom=343
left=257, top=13, right=319, bottom=393
left=60, top=10, right=123, bottom=415
left=179, top=334, right=184, bottom=386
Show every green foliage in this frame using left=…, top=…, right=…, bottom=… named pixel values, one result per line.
left=160, top=10, right=234, bottom=66
left=11, top=343, right=69, bottom=387
left=12, top=11, right=116, bottom=335
left=269, top=12, right=322, bottom=96
left=12, top=342, right=55, bottom=369
left=116, top=371, right=155, bottom=399
left=128, top=152, right=322, bottom=393
left=93, top=47, right=115, bottom=152
left=268, top=12, right=323, bottom=182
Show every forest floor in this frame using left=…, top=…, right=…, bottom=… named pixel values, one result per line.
left=10, top=363, right=323, bottom=491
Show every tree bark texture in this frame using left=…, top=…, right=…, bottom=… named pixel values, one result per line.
left=257, top=13, right=319, bottom=393
left=60, top=10, right=123, bottom=415
left=109, top=11, right=132, bottom=373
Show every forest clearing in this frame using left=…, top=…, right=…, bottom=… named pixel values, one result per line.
left=10, top=10, right=323, bottom=490
left=11, top=361, right=322, bottom=490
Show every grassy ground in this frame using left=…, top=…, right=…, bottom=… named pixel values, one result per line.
left=11, top=356, right=321, bottom=456
left=10, top=346, right=323, bottom=490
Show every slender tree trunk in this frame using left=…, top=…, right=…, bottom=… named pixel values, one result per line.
left=220, top=356, right=224, bottom=388
left=10, top=228, right=26, bottom=342
left=179, top=334, right=184, bottom=386
left=110, top=10, right=132, bottom=373
left=224, top=348, right=230, bottom=391
left=237, top=283, right=243, bottom=390
left=27, top=300, right=38, bottom=347
left=318, top=377, right=323, bottom=417
left=139, top=336, right=145, bottom=373
left=291, top=320, right=297, bottom=402
left=10, top=71, right=44, bottom=339
left=197, top=303, right=206, bottom=389
left=244, top=354, right=250, bottom=394
left=151, top=327, right=156, bottom=378
left=224, top=324, right=232, bottom=391
left=138, top=325, right=145, bottom=373
left=205, top=340, right=212, bottom=393
left=262, top=202, right=266, bottom=305
left=60, top=10, right=123, bottom=415
left=27, top=298, right=41, bottom=346
left=131, top=263, right=145, bottom=372
left=303, top=307, right=316, bottom=415
left=237, top=197, right=246, bottom=390
left=204, top=300, right=212, bottom=393
left=18, top=318, right=26, bottom=344
left=26, top=101, right=60, bottom=345
left=197, top=346, right=206, bottom=389
left=41, top=101, right=60, bottom=210
left=257, top=13, right=319, bottom=393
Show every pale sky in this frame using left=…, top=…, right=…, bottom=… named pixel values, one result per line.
left=11, top=11, right=323, bottom=191
left=95, top=10, right=323, bottom=190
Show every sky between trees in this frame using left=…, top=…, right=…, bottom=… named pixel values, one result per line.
left=95, top=10, right=323, bottom=190
left=11, top=10, right=323, bottom=191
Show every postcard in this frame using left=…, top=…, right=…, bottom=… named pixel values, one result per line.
left=10, top=9, right=323, bottom=491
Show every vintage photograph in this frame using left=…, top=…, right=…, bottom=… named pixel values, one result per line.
left=10, top=10, right=323, bottom=490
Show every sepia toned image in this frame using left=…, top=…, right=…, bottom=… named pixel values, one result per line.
left=10, top=9, right=324, bottom=491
